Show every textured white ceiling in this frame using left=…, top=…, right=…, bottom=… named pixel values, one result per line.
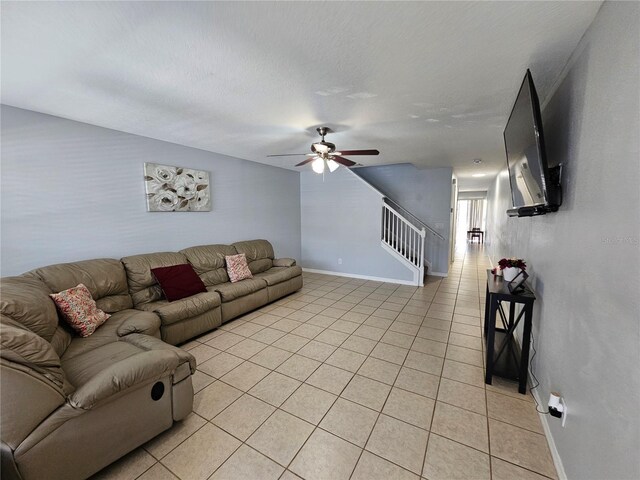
left=1, top=1, right=601, bottom=190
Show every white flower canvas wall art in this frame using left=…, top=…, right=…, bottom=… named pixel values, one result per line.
left=144, top=163, right=211, bottom=212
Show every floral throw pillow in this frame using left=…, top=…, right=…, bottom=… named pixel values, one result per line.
left=225, top=254, right=253, bottom=283
left=49, top=284, right=110, bottom=337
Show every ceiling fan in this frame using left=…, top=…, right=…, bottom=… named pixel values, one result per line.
left=267, top=127, right=380, bottom=174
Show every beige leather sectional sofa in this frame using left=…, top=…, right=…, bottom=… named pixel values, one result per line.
left=0, top=239, right=302, bottom=480
left=122, top=239, right=302, bottom=345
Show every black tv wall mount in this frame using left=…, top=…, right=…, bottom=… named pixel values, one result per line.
left=507, top=164, right=563, bottom=218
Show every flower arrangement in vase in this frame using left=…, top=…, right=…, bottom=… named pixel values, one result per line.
left=498, top=258, right=527, bottom=282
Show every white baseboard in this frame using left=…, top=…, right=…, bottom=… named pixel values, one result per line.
left=428, top=271, right=448, bottom=277
left=510, top=331, right=567, bottom=480
left=482, top=251, right=565, bottom=477
left=301, top=268, right=417, bottom=286
left=379, top=242, right=421, bottom=279
left=530, top=379, right=568, bottom=480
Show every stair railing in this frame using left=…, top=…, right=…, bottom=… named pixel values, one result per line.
left=381, top=203, right=426, bottom=283
left=383, top=197, right=445, bottom=241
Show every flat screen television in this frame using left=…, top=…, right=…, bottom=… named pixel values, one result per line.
left=504, top=69, right=562, bottom=217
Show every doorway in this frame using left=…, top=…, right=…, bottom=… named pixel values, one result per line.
left=455, top=195, right=487, bottom=248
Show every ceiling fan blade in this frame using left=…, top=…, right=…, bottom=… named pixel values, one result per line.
left=295, top=158, right=315, bottom=167
left=266, top=153, right=308, bottom=157
left=331, top=156, right=357, bottom=167
left=337, top=149, right=379, bottom=156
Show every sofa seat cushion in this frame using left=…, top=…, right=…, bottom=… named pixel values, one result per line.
left=60, top=309, right=160, bottom=362
left=62, top=341, right=141, bottom=388
left=210, top=278, right=267, bottom=302
left=61, top=333, right=195, bottom=409
left=138, top=291, right=221, bottom=325
left=254, top=266, right=303, bottom=286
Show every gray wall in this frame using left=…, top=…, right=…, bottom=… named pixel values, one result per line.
left=0, top=106, right=301, bottom=276
left=300, top=168, right=414, bottom=283
left=355, top=164, right=453, bottom=274
left=485, top=3, right=639, bottom=479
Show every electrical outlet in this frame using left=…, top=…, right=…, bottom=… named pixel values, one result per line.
left=549, top=392, right=568, bottom=428
left=337, top=258, right=343, bottom=265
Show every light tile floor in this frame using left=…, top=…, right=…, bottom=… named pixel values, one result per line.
left=92, top=245, right=558, bottom=480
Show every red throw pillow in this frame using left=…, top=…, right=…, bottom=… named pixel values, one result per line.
left=151, top=264, right=207, bottom=302
left=225, top=253, right=253, bottom=283
left=50, top=284, right=110, bottom=337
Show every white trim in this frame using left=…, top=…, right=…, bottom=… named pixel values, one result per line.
left=380, top=242, right=420, bottom=271
left=487, top=249, right=565, bottom=478
left=301, top=268, right=417, bottom=286
left=424, top=258, right=433, bottom=271
left=506, top=316, right=566, bottom=480
left=379, top=242, right=422, bottom=286
left=382, top=203, right=424, bottom=236
left=428, top=270, right=448, bottom=277
left=530, top=381, right=568, bottom=480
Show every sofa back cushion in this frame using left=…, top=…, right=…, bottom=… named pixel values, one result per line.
left=33, top=259, right=133, bottom=313
left=151, top=264, right=207, bottom=301
left=49, top=284, right=111, bottom=337
left=181, top=244, right=237, bottom=286
left=49, top=324, right=74, bottom=358
left=225, top=254, right=253, bottom=283
left=121, top=252, right=189, bottom=306
left=232, top=240, right=274, bottom=274
left=0, top=275, right=58, bottom=342
left=0, top=317, right=66, bottom=391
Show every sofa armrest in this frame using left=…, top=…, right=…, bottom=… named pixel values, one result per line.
left=67, top=349, right=188, bottom=410
left=121, top=333, right=196, bottom=373
left=139, top=291, right=221, bottom=326
left=273, top=258, right=296, bottom=267
left=116, top=311, right=161, bottom=338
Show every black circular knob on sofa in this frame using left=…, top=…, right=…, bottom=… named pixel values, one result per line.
left=151, top=381, right=165, bottom=401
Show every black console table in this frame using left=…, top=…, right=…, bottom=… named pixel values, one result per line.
left=484, top=270, right=536, bottom=394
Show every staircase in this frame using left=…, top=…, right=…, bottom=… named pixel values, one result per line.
left=339, top=168, right=445, bottom=286
left=380, top=198, right=445, bottom=286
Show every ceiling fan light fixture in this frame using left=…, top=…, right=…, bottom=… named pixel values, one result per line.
left=327, top=159, right=340, bottom=172
left=269, top=126, right=378, bottom=172
left=313, top=143, right=330, bottom=154
left=311, top=157, right=325, bottom=174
